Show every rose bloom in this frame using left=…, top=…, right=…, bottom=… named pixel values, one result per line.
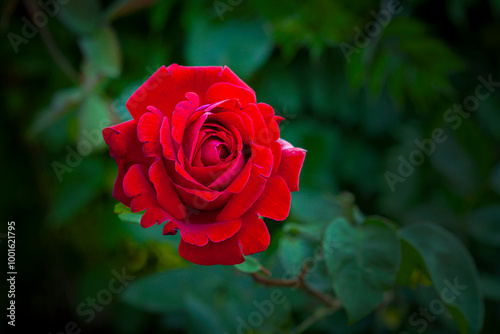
left=103, top=64, right=305, bottom=265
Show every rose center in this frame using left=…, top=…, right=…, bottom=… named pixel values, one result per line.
left=200, top=137, right=230, bottom=166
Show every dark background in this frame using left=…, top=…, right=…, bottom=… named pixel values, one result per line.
left=1, top=0, right=499, bottom=333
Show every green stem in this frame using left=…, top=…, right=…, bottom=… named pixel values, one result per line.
left=250, top=264, right=341, bottom=310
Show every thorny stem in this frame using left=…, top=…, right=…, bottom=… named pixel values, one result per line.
left=249, top=264, right=342, bottom=334
left=249, top=264, right=341, bottom=310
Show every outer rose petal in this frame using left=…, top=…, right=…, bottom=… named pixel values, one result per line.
left=241, top=104, right=270, bottom=147
left=177, top=217, right=242, bottom=246
left=123, top=164, right=170, bottom=228
left=237, top=213, right=271, bottom=256
left=252, top=176, right=291, bottom=221
left=159, top=116, right=176, bottom=160
left=126, top=65, right=254, bottom=121
left=149, top=159, right=187, bottom=220
left=204, top=82, right=256, bottom=106
left=177, top=212, right=269, bottom=265
left=276, top=139, right=306, bottom=192
left=137, top=112, right=162, bottom=157
left=217, top=165, right=268, bottom=221
left=178, top=235, right=245, bottom=265
left=270, top=141, right=282, bottom=176
left=103, top=120, right=154, bottom=206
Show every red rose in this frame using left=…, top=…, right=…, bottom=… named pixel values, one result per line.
left=103, top=64, right=305, bottom=265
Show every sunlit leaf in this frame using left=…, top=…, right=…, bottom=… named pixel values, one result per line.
left=234, top=256, right=262, bottom=274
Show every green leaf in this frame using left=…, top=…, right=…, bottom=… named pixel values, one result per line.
left=185, top=18, right=273, bottom=79
left=234, top=256, right=262, bottom=274
left=282, top=222, right=323, bottom=240
left=323, top=217, right=401, bottom=322
left=77, top=93, right=110, bottom=152
left=79, top=26, right=122, bottom=78
left=122, top=266, right=290, bottom=331
left=399, top=223, right=484, bottom=334
left=468, top=206, right=500, bottom=246
left=278, top=234, right=310, bottom=276
left=395, top=239, right=432, bottom=288
left=28, top=88, right=83, bottom=138
left=114, top=203, right=143, bottom=225
left=290, top=189, right=342, bottom=223
left=122, top=266, right=220, bottom=313
left=183, top=293, right=227, bottom=334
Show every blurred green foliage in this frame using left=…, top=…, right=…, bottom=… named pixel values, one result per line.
left=2, top=0, right=500, bottom=333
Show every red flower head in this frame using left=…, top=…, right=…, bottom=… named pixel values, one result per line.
left=103, top=64, right=305, bottom=265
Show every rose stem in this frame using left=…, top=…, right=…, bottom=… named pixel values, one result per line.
left=249, top=264, right=341, bottom=310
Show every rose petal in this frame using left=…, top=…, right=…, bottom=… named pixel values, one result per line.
left=275, top=139, right=306, bottom=192
left=103, top=120, right=154, bottom=206
left=208, top=152, right=246, bottom=191
left=217, top=165, right=268, bottom=221
left=159, top=116, right=176, bottom=160
left=185, top=162, right=231, bottom=187
left=249, top=144, right=274, bottom=178
left=126, top=65, right=253, bottom=121
left=179, top=217, right=242, bottom=246
left=171, top=93, right=200, bottom=146
left=207, top=112, right=250, bottom=144
left=137, top=112, right=162, bottom=157
left=270, top=141, right=282, bottom=176
left=122, top=164, right=170, bottom=228
left=177, top=213, right=269, bottom=265
left=253, top=176, right=291, bottom=221
left=174, top=184, right=231, bottom=211
left=149, top=159, right=187, bottom=220
left=266, top=117, right=280, bottom=142
left=224, top=160, right=252, bottom=193
left=183, top=112, right=209, bottom=161
left=204, top=82, right=256, bottom=106
left=178, top=235, right=245, bottom=265
left=257, top=103, right=275, bottom=118
left=203, top=99, right=239, bottom=113
left=237, top=213, right=270, bottom=256
left=241, top=104, right=270, bottom=147
left=200, top=137, right=225, bottom=166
